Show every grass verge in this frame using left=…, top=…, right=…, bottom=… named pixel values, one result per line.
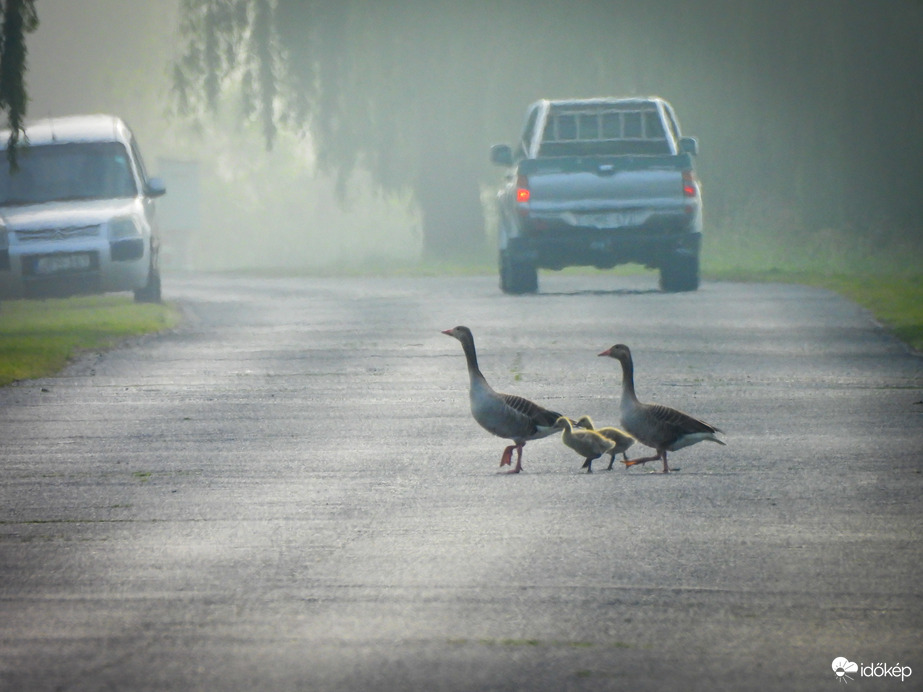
left=812, top=274, right=923, bottom=353
left=704, top=269, right=923, bottom=353
left=0, top=295, right=180, bottom=386
left=701, top=206, right=923, bottom=352
left=219, top=258, right=923, bottom=354
left=0, top=262, right=918, bottom=389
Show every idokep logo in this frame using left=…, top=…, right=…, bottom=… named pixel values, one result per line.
left=832, top=658, right=859, bottom=683
left=832, top=657, right=912, bottom=683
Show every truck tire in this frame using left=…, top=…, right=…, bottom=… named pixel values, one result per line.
left=659, top=251, right=700, bottom=292
left=499, top=251, right=538, bottom=294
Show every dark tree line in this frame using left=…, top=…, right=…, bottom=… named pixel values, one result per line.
left=5, top=1, right=922, bottom=259
left=170, top=1, right=923, bottom=261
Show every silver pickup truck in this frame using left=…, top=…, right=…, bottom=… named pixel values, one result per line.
left=490, top=97, right=702, bottom=293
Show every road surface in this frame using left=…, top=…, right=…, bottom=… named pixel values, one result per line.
left=1, top=273, right=921, bottom=691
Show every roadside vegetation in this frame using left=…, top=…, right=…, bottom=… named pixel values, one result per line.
left=0, top=296, right=180, bottom=386
left=232, top=214, right=922, bottom=356
left=703, top=215, right=923, bottom=353
left=1, top=217, right=919, bottom=389
left=700, top=270, right=923, bottom=354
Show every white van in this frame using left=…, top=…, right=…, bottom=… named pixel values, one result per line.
left=0, top=114, right=165, bottom=302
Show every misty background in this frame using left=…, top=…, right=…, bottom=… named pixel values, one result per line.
left=23, top=1, right=923, bottom=274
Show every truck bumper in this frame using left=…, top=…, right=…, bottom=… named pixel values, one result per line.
left=507, top=227, right=701, bottom=271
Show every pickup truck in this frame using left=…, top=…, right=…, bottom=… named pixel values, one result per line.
left=489, top=97, right=703, bottom=293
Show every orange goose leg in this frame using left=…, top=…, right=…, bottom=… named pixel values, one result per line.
left=624, top=451, right=672, bottom=474
left=623, top=454, right=660, bottom=468
left=503, top=443, right=525, bottom=474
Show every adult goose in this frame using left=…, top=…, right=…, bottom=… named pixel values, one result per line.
left=575, top=415, right=636, bottom=470
left=553, top=416, right=616, bottom=474
left=443, top=326, right=562, bottom=473
left=598, top=344, right=725, bottom=473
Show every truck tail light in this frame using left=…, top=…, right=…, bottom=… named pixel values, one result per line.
left=516, top=175, right=530, bottom=203
left=682, top=170, right=698, bottom=198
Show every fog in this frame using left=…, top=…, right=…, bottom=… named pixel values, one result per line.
left=26, top=0, right=419, bottom=273
left=22, top=1, right=923, bottom=273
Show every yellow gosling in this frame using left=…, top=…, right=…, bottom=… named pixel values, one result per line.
left=553, top=416, right=616, bottom=474
left=575, top=415, right=636, bottom=470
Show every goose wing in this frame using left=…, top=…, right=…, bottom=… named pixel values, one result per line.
left=640, top=402, right=722, bottom=447
left=500, top=392, right=562, bottom=436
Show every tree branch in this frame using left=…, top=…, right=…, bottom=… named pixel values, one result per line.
left=0, top=0, right=38, bottom=170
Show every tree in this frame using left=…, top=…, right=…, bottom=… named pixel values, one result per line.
left=174, top=0, right=497, bottom=259
left=173, top=0, right=655, bottom=260
left=174, top=0, right=923, bottom=262
left=0, top=0, right=38, bottom=169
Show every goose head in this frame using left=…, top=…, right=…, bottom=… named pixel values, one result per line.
left=575, top=415, right=595, bottom=430
left=442, top=326, right=473, bottom=342
left=597, top=343, right=632, bottom=362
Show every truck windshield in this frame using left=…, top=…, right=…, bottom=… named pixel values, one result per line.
left=0, top=141, right=137, bottom=206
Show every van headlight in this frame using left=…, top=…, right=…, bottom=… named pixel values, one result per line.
left=108, top=217, right=141, bottom=241
left=108, top=217, right=145, bottom=262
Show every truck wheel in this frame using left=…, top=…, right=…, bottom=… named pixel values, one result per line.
left=659, top=251, right=700, bottom=292
left=134, top=266, right=162, bottom=303
left=499, top=251, right=538, bottom=294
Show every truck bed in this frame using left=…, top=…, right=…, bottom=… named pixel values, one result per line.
left=520, top=153, right=693, bottom=228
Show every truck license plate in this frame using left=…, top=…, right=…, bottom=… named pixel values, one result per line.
left=579, top=211, right=643, bottom=228
left=35, top=253, right=93, bottom=275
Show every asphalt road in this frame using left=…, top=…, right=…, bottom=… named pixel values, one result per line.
left=1, top=273, right=921, bottom=691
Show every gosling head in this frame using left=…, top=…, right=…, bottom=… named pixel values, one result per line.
left=552, top=416, right=574, bottom=432
left=575, top=415, right=595, bottom=430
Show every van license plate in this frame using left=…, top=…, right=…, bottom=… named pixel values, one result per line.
left=35, top=253, right=93, bottom=275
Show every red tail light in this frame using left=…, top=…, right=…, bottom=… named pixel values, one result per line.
left=682, top=170, right=698, bottom=198
left=516, top=174, right=530, bottom=203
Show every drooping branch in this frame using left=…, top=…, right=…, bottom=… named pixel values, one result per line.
left=0, top=0, right=38, bottom=170
left=251, top=0, right=276, bottom=149
left=171, top=0, right=923, bottom=261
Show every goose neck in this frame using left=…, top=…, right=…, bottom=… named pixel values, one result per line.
left=460, top=334, right=483, bottom=379
left=619, top=355, right=639, bottom=404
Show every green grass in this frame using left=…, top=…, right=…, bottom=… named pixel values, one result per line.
left=301, top=229, right=923, bottom=356
left=819, top=275, right=923, bottom=352
left=1, top=225, right=920, bottom=389
left=701, top=217, right=923, bottom=353
left=700, top=269, right=923, bottom=352
left=0, top=295, right=180, bottom=386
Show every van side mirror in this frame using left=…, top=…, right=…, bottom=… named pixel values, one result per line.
left=679, top=137, right=698, bottom=156
left=146, top=177, right=167, bottom=198
left=490, top=144, right=514, bottom=167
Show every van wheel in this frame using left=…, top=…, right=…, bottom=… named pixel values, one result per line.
left=134, top=267, right=162, bottom=303
left=499, top=251, right=538, bottom=294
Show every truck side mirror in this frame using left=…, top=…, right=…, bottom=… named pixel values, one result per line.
left=679, top=137, right=698, bottom=156
left=490, top=144, right=514, bottom=167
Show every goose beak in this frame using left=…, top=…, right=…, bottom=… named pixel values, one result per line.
left=441, top=329, right=453, bottom=336
left=597, top=348, right=611, bottom=357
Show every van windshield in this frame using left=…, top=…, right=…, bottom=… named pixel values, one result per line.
left=0, top=141, right=137, bottom=206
